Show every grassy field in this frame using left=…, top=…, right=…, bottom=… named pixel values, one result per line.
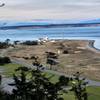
left=87, top=86, right=100, bottom=100
left=61, top=86, right=100, bottom=100
left=0, top=63, right=21, bottom=77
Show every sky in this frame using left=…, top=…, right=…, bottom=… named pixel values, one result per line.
left=0, top=0, right=100, bottom=20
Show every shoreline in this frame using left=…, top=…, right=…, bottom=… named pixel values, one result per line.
left=54, top=39, right=100, bottom=53
left=87, top=40, right=100, bottom=53
left=0, top=38, right=100, bottom=53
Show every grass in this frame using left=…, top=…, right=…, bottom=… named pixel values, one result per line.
left=62, top=92, right=75, bottom=100
left=60, top=86, right=100, bottom=100
left=87, top=86, right=100, bottom=100
left=44, top=72, right=59, bottom=83
left=0, top=63, right=21, bottom=77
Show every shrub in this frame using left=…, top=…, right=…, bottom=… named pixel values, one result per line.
left=46, top=51, right=58, bottom=59
left=0, top=42, right=9, bottom=49
left=21, top=40, right=38, bottom=45
left=0, top=57, right=11, bottom=65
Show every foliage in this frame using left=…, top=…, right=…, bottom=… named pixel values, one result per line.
left=21, top=40, right=38, bottom=45
left=0, top=57, right=11, bottom=65
left=0, top=42, right=9, bottom=49
left=46, top=58, right=59, bottom=70
left=46, top=51, right=58, bottom=59
left=70, top=72, right=88, bottom=100
left=8, top=66, right=70, bottom=100
left=5, top=39, right=10, bottom=45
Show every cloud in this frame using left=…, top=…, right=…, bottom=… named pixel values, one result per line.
left=0, top=0, right=100, bottom=20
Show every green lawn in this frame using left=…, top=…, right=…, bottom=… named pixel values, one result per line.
left=87, top=86, right=100, bottom=100
left=0, top=63, right=21, bottom=77
left=44, top=72, right=59, bottom=83
left=60, top=86, right=100, bottom=100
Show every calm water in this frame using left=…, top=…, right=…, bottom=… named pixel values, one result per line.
left=0, top=26, right=100, bottom=49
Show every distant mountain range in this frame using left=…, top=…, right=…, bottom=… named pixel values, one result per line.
left=0, top=19, right=100, bottom=30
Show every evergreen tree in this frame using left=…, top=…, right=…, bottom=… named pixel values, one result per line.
left=70, top=72, right=88, bottom=100
left=9, top=66, right=70, bottom=100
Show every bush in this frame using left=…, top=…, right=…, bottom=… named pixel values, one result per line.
left=63, top=49, right=69, bottom=54
left=0, top=57, right=11, bottom=65
left=21, top=40, right=38, bottom=45
left=0, top=42, right=9, bottom=49
left=46, top=51, right=58, bottom=59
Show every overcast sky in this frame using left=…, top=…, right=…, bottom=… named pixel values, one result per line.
left=0, top=0, right=100, bottom=20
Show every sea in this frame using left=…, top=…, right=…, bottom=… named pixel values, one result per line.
left=0, top=20, right=100, bottom=49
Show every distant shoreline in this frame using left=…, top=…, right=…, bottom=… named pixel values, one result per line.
left=86, top=40, right=100, bottom=53
left=1, top=22, right=100, bottom=30
left=0, top=38, right=100, bottom=52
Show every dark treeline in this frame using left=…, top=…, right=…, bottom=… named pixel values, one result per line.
left=0, top=39, right=12, bottom=49
left=0, top=42, right=9, bottom=49
left=21, top=40, right=38, bottom=45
